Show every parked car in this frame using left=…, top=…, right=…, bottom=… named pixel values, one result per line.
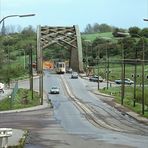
left=0, top=82, right=4, bottom=93
left=115, top=78, right=134, bottom=85
left=71, top=72, right=78, bottom=79
left=89, top=75, right=103, bottom=82
left=50, top=86, right=60, bottom=94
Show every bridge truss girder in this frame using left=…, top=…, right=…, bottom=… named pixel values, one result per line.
left=37, top=25, right=83, bottom=103
left=37, top=25, right=83, bottom=72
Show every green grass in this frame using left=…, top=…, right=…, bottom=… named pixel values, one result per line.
left=82, top=32, right=114, bottom=41
left=0, top=88, right=41, bottom=111
left=93, top=62, right=148, bottom=84
left=100, top=86, right=148, bottom=118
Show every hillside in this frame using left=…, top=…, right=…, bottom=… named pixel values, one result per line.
left=81, top=32, right=114, bottom=41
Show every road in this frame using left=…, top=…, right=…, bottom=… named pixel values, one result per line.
left=0, top=70, right=148, bottom=148
left=46, top=70, right=148, bottom=148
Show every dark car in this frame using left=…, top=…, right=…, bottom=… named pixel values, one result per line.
left=71, top=72, right=78, bottom=79
left=89, top=75, right=103, bottom=82
left=115, top=78, right=134, bottom=85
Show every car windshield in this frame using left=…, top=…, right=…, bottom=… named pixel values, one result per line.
left=72, top=72, right=78, bottom=75
left=125, top=78, right=130, bottom=81
left=52, top=87, right=58, bottom=89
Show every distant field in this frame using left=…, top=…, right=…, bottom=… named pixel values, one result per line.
left=82, top=32, right=114, bottom=41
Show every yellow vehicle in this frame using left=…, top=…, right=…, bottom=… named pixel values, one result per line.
left=56, top=62, right=66, bottom=74
left=43, top=61, right=54, bottom=70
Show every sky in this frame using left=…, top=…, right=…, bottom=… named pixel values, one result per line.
left=0, top=0, right=148, bottom=32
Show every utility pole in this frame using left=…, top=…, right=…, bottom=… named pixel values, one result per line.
left=133, top=50, right=138, bottom=107
left=97, top=48, right=100, bottom=90
left=29, top=44, right=33, bottom=100
left=106, top=46, right=110, bottom=89
left=141, top=37, right=145, bottom=114
left=121, top=42, right=125, bottom=105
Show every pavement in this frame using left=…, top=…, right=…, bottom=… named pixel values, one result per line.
left=0, top=77, right=50, bottom=147
left=0, top=89, right=49, bottom=147
left=0, top=73, right=148, bottom=147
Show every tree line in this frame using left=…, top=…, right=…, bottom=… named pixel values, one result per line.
left=0, top=24, right=148, bottom=84
left=0, top=25, right=36, bottom=83
left=83, top=23, right=148, bottom=38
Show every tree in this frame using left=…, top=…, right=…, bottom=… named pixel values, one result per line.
left=99, top=23, right=112, bottom=32
left=84, top=24, right=94, bottom=33
left=21, top=25, right=35, bottom=37
left=140, top=28, right=148, bottom=38
left=93, top=23, right=100, bottom=33
left=128, top=26, right=141, bottom=37
left=0, top=48, right=5, bottom=68
left=118, top=37, right=136, bottom=59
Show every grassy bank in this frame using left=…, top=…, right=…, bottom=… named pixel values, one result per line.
left=0, top=88, right=41, bottom=111
left=100, top=86, right=148, bottom=118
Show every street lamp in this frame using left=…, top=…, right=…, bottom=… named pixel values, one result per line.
left=0, top=13, right=35, bottom=89
left=143, top=18, right=148, bottom=21
left=0, top=14, right=35, bottom=24
left=117, top=32, right=145, bottom=114
left=0, top=14, right=35, bottom=34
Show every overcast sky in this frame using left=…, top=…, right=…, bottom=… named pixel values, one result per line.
left=0, top=0, right=148, bottom=31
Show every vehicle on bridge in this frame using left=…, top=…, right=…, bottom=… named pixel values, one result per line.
left=56, top=62, right=66, bottom=74
left=49, top=86, right=60, bottom=94
left=71, top=72, right=78, bottom=79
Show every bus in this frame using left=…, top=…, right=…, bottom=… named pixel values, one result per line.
left=56, top=62, right=66, bottom=74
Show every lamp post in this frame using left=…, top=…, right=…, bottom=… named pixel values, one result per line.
left=29, top=44, right=33, bottom=100
left=0, top=13, right=35, bottom=93
left=143, top=18, right=148, bottom=21
left=0, top=14, right=35, bottom=34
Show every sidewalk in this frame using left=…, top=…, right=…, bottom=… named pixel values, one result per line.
left=0, top=84, right=49, bottom=147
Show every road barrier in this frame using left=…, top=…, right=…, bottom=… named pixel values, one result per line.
left=0, top=128, right=12, bottom=148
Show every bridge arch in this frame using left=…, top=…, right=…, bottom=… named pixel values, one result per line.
left=36, top=25, right=83, bottom=103
left=37, top=25, right=83, bottom=73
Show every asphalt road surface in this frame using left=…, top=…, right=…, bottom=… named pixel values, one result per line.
left=0, top=70, right=148, bottom=148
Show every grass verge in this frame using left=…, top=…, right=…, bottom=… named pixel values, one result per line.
left=0, top=88, right=41, bottom=111
left=100, top=86, right=148, bottom=118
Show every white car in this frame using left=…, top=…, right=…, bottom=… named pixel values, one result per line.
left=50, top=86, right=60, bottom=94
left=71, top=72, right=78, bottom=79
left=89, top=75, right=103, bottom=82
left=0, top=83, right=4, bottom=93
left=115, top=78, right=134, bottom=85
